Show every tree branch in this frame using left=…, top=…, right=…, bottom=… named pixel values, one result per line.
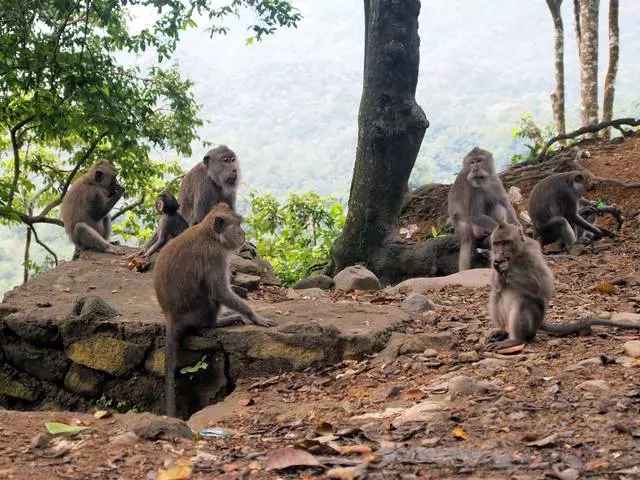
left=111, top=196, right=145, bottom=221
left=535, top=117, right=640, bottom=162
left=7, top=114, right=38, bottom=208
left=29, top=225, right=59, bottom=266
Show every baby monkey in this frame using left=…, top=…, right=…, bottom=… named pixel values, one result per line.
left=485, top=221, right=640, bottom=350
left=129, top=192, right=188, bottom=260
left=154, top=202, right=276, bottom=417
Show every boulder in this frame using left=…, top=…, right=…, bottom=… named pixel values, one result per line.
left=333, top=266, right=381, bottom=292
left=232, top=273, right=261, bottom=291
left=392, top=268, right=493, bottom=293
left=3, top=342, right=70, bottom=383
left=64, top=364, right=105, bottom=396
left=293, top=274, right=334, bottom=290
left=0, top=372, right=36, bottom=401
left=401, top=293, right=436, bottom=313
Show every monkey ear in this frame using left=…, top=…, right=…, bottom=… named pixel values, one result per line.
left=203, top=155, right=210, bottom=166
left=156, top=199, right=164, bottom=213
left=94, top=170, right=104, bottom=182
left=213, top=215, right=226, bottom=234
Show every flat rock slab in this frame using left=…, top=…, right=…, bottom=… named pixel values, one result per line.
left=391, top=268, right=493, bottom=293
left=2, top=249, right=407, bottom=339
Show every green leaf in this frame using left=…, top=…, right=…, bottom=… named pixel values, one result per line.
left=245, top=37, right=255, bottom=46
left=45, top=422, right=89, bottom=436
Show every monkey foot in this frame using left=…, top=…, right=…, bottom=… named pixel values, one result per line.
left=484, top=338, right=525, bottom=351
left=484, top=330, right=508, bottom=345
left=253, top=316, right=277, bottom=327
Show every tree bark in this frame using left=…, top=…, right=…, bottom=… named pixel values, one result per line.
left=579, top=0, right=600, bottom=132
left=329, top=0, right=429, bottom=278
left=545, top=0, right=566, bottom=140
left=573, top=0, right=582, bottom=59
left=601, top=0, right=619, bottom=139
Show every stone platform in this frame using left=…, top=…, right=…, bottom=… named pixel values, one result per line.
left=0, top=250, right=409, bottom=418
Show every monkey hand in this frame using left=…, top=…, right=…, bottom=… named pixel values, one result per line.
left=492, top=259, right=509, bottom=273
left=599, top=228, right=617, bottom=239
left=252, top=315, right=277, bottom=327
left=111, top=182, right=124, bottom=198
left=126, top=248, right=146, bottom=260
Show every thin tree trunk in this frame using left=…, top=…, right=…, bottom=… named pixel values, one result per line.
left=330, top=0, right=429, bottom=276
left=573, top=0, right=582, bottom=59
left=23, top=227, right=32, bottom=283
left=579, top=0, right=600, bottom=132
left=601, top=0, right=619, bottom=139
left=545, top=0, right=566, bottom=140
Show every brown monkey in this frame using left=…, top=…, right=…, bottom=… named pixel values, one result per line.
left=61, top=160, right=125, bottom=255
left=127, top=192, right=188, bottom=260
left=528, top=171, right=616, bottom=250
left=448, top=147, right=519, bottom=271
left=178, top=145, right=239, bottom=226
left=485, top=222, right=640, bottom=350
left=154, top=202, right=276, bottom=417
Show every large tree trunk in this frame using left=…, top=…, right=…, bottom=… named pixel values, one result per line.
left=601, top=0, right=619, bottom=139
left=578, top=0, right=600, bottom=132
left=573, top=0, right=582, bottom=59
left=545, top=0, right=566, bottom=140
left=329, top=0, right=431, bottom=280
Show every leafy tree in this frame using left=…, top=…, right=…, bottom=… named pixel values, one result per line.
left=245, top=192, right=345, bottom=286
left=509, top=114, right=556, bottom=164
left=0, top=0, right=301, bottom=281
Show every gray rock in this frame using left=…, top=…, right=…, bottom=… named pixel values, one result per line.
left=30, top=433, right=51, bottom=449
left=477, top=358, right=507, bottom=377
left=293, top=274, right=334, bottom=290
left=232, top=273, right=261, bottom=291
left=392, top=268, right=493, bottom=294
left=71, top=296, right=118, bottom=321
left=109, top=432, right=141, bottom=445
left=65, top=337, right=146, bottom=376
left=296, top=288, right=327, bottom=299
left=576, top=379, right=610, bottom=393
left=623, top=340, right=640, bottom=359
left=3, top=341, right=70, bottom=382
left=127, top=412, right=194, bottom=441
left=333, top=265, right=381, bottom=292
left=423, top=349, right=439, bottom=358
left=401, top=293, right=436, bottom=313
left=458, top=351, right=480, bottom=363
left=374, top=332, right=457, bottom=365
left=4, top=313, right=61, bottom=347
left=448, top=375, right=501, bottom=398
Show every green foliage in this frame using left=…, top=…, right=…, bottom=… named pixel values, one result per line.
left=180, top=355, right=209, bottom=380
left=0, top=0, right=299, bottom=281
left=509, top=114, right=556, bottom=165
left=245, top=191, right=346, bottom=286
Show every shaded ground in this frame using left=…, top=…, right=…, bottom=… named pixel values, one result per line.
left=1, top=138, right=640, bottom=479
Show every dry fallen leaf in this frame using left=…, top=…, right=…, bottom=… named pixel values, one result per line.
left=525, top=433, right=558, bottom=447
left=238, top=398, right=255, bottom=406
left=339, top=444, right=372, bottom=455
left=326, top=465, right=367, bottom=479
left=265, top=447, right=321, bottom=472
left=594, top=283, right=616, bottom=294
left=403, top=389, right=424, bottom=400
left=451, top=427, right=468, bottom=441
left=93, top=410, right=111, bottom=419
left=586, top=460, right=610, bottom=471
left=315, top=420, right=334, bottom=435
left=496, top=344, right=525, bottom=354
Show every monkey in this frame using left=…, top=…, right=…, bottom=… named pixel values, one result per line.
left=178, top=145, right=239, bottom=226
left=127, top=192, right=188, bottom=260
left=575, top=200, right=623, bottom=244
left=61, top=160, right=125, bottom=255
left=528, top=171, right=616, bottom=251
left=485, top=221, right=640, bottom=351
left=153, top=202, right=276, bottom=417
left=448, top=147, right=519, bottom=271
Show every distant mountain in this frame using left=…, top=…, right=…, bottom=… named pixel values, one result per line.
left=155, top=0, right=640, bottom=198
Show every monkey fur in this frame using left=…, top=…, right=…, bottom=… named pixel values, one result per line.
left=153, top=202, right=276, bottom=417
left=128, top=191, right=188, bottom=260
left=485, top=222, right=640, bottom=350
left=178, top=145, right=239, bottom=226
left=61, top=160, right=125, bottom=255
left=448, top=147, right=519, bottom=271
left=528, top=171, right=616, bottom=250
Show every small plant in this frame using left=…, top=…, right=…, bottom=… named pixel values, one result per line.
left=96, top=395, right=113, bottom=409
left=245, top=192, right=346, bottom=286
left=509, top=114, right=556, bottom=165
left=180, top=355, right=209, bottom=380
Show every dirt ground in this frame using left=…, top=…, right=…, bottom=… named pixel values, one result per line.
left=1, top=136, right=640, bottom=479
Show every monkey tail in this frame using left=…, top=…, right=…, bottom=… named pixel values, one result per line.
left=164, top=319, right=178, bottom=417
left=541, top=316, right=640, bottom=336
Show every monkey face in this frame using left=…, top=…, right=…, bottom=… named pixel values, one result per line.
left=155, top=198, right=165, bottom=214
left=156, top=193, right=179, bottom=214
left=203, top=145, right=240, bottom=187
left=465, top=154, right=494, bottom=187
left=210, top=203, right=245, bottom=250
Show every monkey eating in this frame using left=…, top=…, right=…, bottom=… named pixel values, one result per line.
left=448, top=147, right=519, bottom=271
left=153, top=202, right=276, bottom=417
left=485, top=222, right=640, bottom=351
left=61, top=160, right=125, bottom=256
left=528, top=171, right=617, bottom=251
left=128, top=191, right=188, bottom=260
left=178, top=145, right=239, bottom=226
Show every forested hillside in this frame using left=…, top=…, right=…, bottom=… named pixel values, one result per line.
left=1, top=0, right=639, bottom=295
